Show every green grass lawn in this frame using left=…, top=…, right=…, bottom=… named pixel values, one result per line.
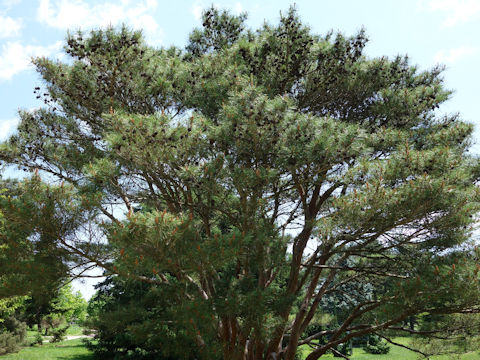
left=0, top=339, right=94, bottom=360
left=2, top=336, right=479, bottom=359
left=298, top=337, right=480, bottom=359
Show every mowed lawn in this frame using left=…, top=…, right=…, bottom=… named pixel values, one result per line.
left=2, top=336, right=479, bottom=359
left=298, top=337, right=480, bottom=359
left=0, top=339, right=94, bottom=360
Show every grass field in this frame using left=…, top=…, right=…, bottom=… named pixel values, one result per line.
left=0, top=339, right=94, bottom=360
left=2, top=336, right=479, bottom=359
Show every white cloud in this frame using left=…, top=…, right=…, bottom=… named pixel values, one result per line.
left=0, top=117, right=19, bottom=141
left=234, top=2, right=243, bottom=14
left=37, top=0, right=163, bottom=45
left=0, top=41, right=62, bottom=81
left=191, top=1, right=204, bottom=21
left=424, top=0, right=480, bottom=27
left=434, top=46, right=479, bottom=63
left=0, top=15, right=22, bottom=38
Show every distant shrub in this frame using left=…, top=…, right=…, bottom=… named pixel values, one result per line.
left=31, top=332, right=43, bottom=346
left=333, top=340, right=353, bottom=357
left=0, top=317, right=27, bottom=355
left=363, top=334, right=390, bottom=354
left=0, top=332, right=21, bottom=355
left=50, top=326, right=69, bottom=343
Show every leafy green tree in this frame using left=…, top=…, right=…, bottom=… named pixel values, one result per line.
left=1, top=6, right=480, bottom=360
left=23, top=283, right=87, bottom=334
left=1, top=177, right=87, bottom=340
left=0, top=239, right=27, bottom=356
left=55, top=283, right=88, bottom=324
left=0, top=298, right=24, bottom=324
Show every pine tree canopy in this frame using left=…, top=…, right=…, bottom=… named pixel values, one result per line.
left=1, top=6, right=480, bottom=359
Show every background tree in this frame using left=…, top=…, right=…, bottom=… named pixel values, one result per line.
left=0, top=179, right=71, bottom=301
left=0, top=178, right=86, bottom=338
left=1, top=6, right=480, bottom=360
left=0, top=192, right=27, bottom=355
left=404, top=312, right=480, bottom=358
left=23, top=283, right=87, bottom=335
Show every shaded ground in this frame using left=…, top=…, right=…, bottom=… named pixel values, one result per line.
left=299, top=337, right=480, bottom=359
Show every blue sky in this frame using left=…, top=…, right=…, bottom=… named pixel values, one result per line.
left=1, top=0, right=480, bottom=298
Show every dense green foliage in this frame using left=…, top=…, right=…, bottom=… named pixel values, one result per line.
left=0, top=182, right=70, bottom=300
left=0, top=317, right=26, bottom=355
left=0, top=298, right=25, bottom=324
left=1, top=5, right=480, bottom=359
left=85, top=276, right=198, bottom=359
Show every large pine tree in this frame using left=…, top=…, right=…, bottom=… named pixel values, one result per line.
left=1, top=7, right=480, bottom=359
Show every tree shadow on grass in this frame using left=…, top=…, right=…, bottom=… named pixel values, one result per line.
left=54, top=343, right=96, bottom=360
left=58, top=356, right=95, bottom=360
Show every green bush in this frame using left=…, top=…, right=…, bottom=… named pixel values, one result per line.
left=50, top=326, right=69, bottom=343
left=31, top=332, right=43, bottom=346
left=0, top=332, right=22, bottom=355
left=85, top=276, right=205, bottom=360
left=333, top=340, right=352, bottom=357
left=0, top=317, right=27, bottom=355
left=362, top=334, right=390, bottom=355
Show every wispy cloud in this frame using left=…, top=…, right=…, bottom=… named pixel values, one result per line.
left=37, top=0, right=163, bottom=45
left=434, top=46, right=479, bottom=64
left=0, top=15, right=22, bottom=38
left=0, top=41, right=62, bottom=81
left=0, top=117, right=19, bottom=141
left=234, top=2, right=244, bottom=14
left=423, top=0, right=480, bottom=27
